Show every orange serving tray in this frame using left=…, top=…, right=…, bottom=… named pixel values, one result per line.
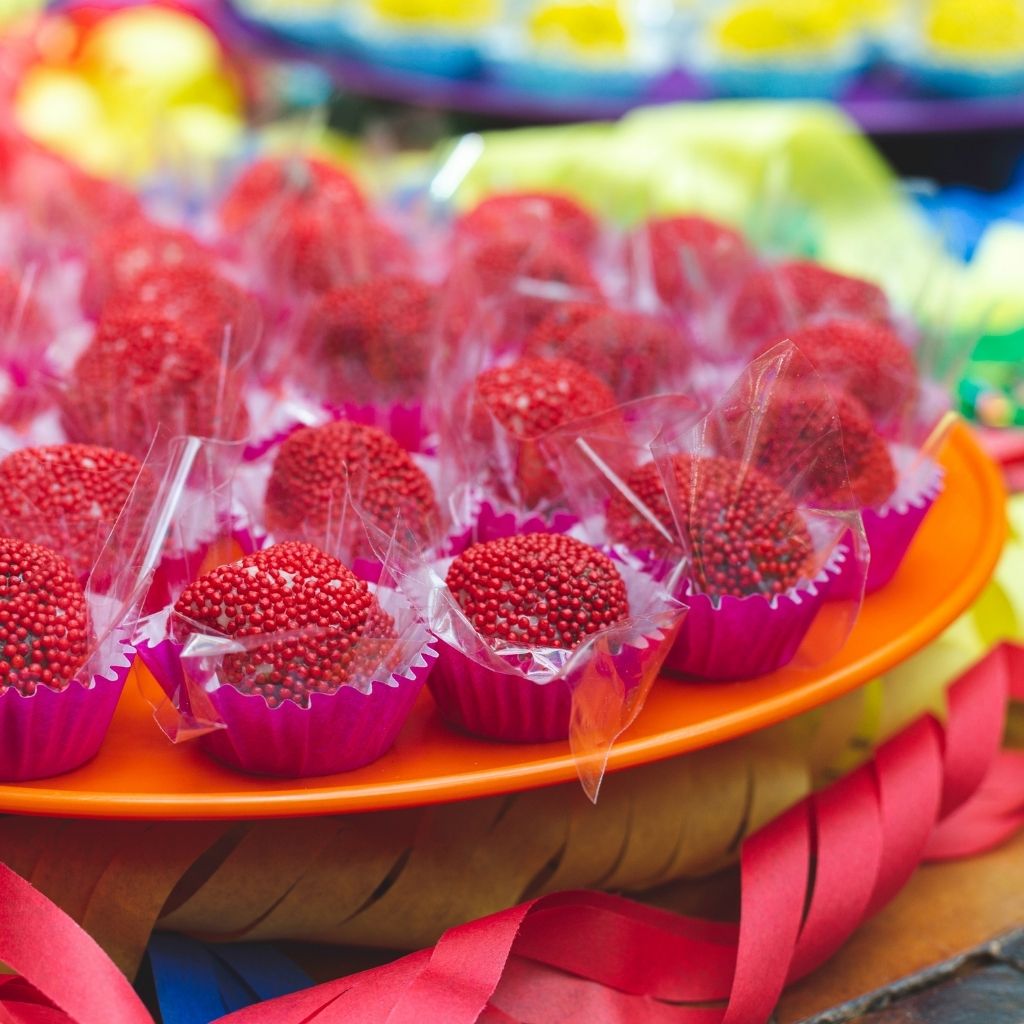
left=0, top=421, right=1006, bottom=820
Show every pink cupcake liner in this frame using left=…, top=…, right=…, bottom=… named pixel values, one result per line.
left=427, top=620, right=669, bottom=744
left=242, top=400, right=431, bottom=460
left=443, top=498, right=579, bottom=558
left=139, top=629, right=437, bottom=778
left=0, top=645, right=133, bottom=781
left=861, top=463, right=944, bottom=594
left=662, top=560, right=839, bottom=682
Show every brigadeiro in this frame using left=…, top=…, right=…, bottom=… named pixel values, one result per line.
left=80, top=218, right=215, bottom=317
left=295, top=274, right=437, bottom=405
left=463, top=355, right=618, bottom=510
left=151, top=540, right=435, bottom=776
left=0, top=537, right=134, bottom=781
left=62, top=305, right=251, bottom=458
left=455, top=191, right=601, bottom=254
left=0, top=444, right=156, bottom=578
left=264, top=420, right=440, bottom=556
left=523, top=302, right=691, bottom=402
left=727, top=260, right=890, bottom=354
left=607, top=452, right=838, bottom=680
left=635, top=215, right=756, bottom=314
left=425, top=531, right=677, bottom=745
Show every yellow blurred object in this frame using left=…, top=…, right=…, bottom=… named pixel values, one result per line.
left=529, top=2, right=630, bottom=54
left=13, top=6, right=244, bottom=181
left=0, top=0, right=42, bottom=28
left=716, top=0, right=856, bottom=55
left=369, top=0, right=497, bottom=27
left=926, top=0, right=1024, bottom=57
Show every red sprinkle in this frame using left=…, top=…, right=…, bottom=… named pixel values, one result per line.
left=447, top=532, right=629, bottom=649
left=606, top=454, right=815, bottom=599
left=297, top=275, right=436, bottom=402
left=524, top=302, right=688, bottom=400
left=265, top=420, right=440, bottom=553
left=174, top=541, right=395, bottom=707
left=469, top=356, right=619, bottom=507
left=0, top=444, right=156, bottom=577
left=0, top=537, right=89, bottom=696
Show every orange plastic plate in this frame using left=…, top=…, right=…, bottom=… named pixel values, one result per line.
left=0, top=422, right=1005, bottom=820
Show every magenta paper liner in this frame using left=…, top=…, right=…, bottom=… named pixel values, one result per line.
left=242, top=400, right=431, bottom=460
left=826, top=462, right=945, bottom=599
left=662, top=579, right=829, bottom=682
left=0, top=651, right=132, bottom=781
left=427, top=644, right=573, bottom=742
left=443, top=499, right=579, bottom=558
left=141, top=633, right=437, bottom=778
left=427, top=622, right=665, bottom=744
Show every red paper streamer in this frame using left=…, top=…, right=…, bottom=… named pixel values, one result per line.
left=0, top=643, right=1022, bottom=1024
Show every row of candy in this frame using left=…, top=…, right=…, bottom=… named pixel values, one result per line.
left=233, top=0, right=1024, bottom=102
left=0, top=129, right=945, bottom=788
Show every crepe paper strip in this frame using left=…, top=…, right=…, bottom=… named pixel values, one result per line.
left=148, top=936, right=314, bottom=1024
left=0, top=862, right=151, bottom=1024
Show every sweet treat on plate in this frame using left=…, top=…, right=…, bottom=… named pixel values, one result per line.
left=727, top=260, right=889, bottom=353
left=0, top=537, right=89, bottom=696
left=219, top=155, right=366, bottom=234
left=63, top=305, right=250, bottom=457
left=446, top=532, right=629, bottom=648
left=444, top=233, right=600, bottom=345
left=467, top=356, right=618, bottom=507
left=264, top=420, right=440, bottom=551
left=427, top=531, right=643, bottom=742
left=607, top=453, right=814, bottom=598
left=782, top=319, right=918, bottom=423
left=106, top=264, right=257, bottom=355
left=80, top=218, right=215, bottom=317
left=456, top=191, right=601, bottom=254
left=173, top=541, right=395, bottom=708
left=0, top=444, right=156, bottom=577
left=639, top=215, right=756, bottom=313
left=523, top=301, right=688, bottom=401
left=296, top=274, right=436, bottom=402
left=749, top=388, right=897, bottom=509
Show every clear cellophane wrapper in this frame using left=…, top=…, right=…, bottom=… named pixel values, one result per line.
left=136, top=454, right=436, bottom=778
left=0, top=434, right=199, bottom=780
left=378, top=487, right=685, bottom=802
left=543, top=347, right=871, bottom=682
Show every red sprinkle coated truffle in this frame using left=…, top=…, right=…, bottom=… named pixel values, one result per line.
left=642, top=216, right=756, bottom=311
left=524, top=302, right=687, bottom=400
left=297, top=275, right=436, bottom=401
left=107, top=264, right=257, bottom=354
left=65, top=306, right=249, bottom=457
left=751, top=389, right=897, bottom=509
left=265, top=420, right=440, bottom=551
left=445, top=234, right=600, bottom=344
left=785, top=319, right=918, bottom=423
left=173, top=541, right=395, bottom=707
left=446, top=532, right=629, bottom=649
left=0, top=444, right=155, bottom=576
left=456, top=192, right=600, bottom=253
left=219, top=156, right=365, bottom=234
left=0, top=538, right=89, bottom=696
left=469, top=356, right=618, bottom=506
left=727, top=261, right=890, bottom=353
left=606, top=454, right=814, bottom=599
left=81, top=219, right=214, bottom=316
